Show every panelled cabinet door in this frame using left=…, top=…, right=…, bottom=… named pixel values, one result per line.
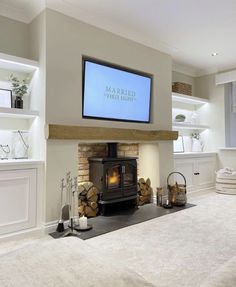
left=174, top=159, right=195, bottom=191
left=174, top=155, right=216, bottom=192
left=196, top=157, right=216, bottom=189
left=0, top=169, right=37, bottom=235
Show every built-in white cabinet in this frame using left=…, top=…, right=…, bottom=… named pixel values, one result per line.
left=0, top=161, right=44, bottom=235
left=174, top=153, right=216, bottom=192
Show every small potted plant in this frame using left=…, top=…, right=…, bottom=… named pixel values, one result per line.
left=9, top=74, right=28, bottom=109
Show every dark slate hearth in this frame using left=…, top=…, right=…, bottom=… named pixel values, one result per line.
left=50, top=202, right=195, bottom=240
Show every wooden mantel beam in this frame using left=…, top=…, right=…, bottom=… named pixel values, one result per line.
left=47, top=124, right=178, bottom=141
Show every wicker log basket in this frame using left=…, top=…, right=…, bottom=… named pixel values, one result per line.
left=167, top=172, right=187, bottom=206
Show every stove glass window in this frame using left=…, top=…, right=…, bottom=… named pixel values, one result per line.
left=106, top=165, right=121, bottom=189
left=123, top=163, right=136, bottom=187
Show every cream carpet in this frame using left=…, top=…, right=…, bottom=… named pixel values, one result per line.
left=0, top=237, right=154, bottom=287
left=0, top=190, right=236, bottom=287
left=87, top=191, right=236, bottom=287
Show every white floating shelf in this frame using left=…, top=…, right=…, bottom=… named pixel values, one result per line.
left=173, top=122, right=209, bottom=130
left=0, top=107, right=39, bottom=119
left=172, top=92, right=209, bottom=105
left=0, top=52, right=39, bottom=73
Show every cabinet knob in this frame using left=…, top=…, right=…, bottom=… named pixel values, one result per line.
left=194, top=172, right=200, bottom=175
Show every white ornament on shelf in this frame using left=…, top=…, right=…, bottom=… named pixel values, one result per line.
left=12, top=130, right=29, bottom=159
left=0, top=144, right=10, bottom=159
left=192, top=138, right=203, bottom=152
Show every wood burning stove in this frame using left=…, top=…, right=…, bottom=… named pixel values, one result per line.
left=89, top=143, right=138, bottom=212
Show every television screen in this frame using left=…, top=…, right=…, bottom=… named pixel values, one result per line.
left=82, top=58, right=152, bottom=123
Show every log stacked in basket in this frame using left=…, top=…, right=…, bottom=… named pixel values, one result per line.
left=137, top=178, right=152, bottom=205
left=78, top=182, right=99, bottom=217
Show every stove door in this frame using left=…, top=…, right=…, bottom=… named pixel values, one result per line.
left=102, top=160, right=137, bottom=202
left=122, top=162, right=137, bottom=187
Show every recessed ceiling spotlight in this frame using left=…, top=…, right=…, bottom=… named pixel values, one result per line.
left=211, top=52, right=218, bottom=56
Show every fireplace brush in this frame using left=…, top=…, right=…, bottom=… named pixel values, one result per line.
left=56, top=178, right=66, bottom=232
left=61, top=172, right=71, bottom=221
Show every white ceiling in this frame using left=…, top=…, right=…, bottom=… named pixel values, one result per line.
left=1, top=0, right=236, bottom=76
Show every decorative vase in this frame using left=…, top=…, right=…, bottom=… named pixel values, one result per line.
left=14, top=96, right=23, bottom=109
left=192, top=138, right=202, bottom=152
left=12, top=130, right=29, bottom=159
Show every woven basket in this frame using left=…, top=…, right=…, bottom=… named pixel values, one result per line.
left=172, top=82, right=192, bottom=96
left=167, top=172, right=187, bottom=206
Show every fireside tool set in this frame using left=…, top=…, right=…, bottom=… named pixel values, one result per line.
left=57, top=172, right=89, bottom=236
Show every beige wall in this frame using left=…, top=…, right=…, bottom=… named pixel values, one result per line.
left=45, top=9, right=173, bottom=222
left=0, top=15, right=29, bottom=58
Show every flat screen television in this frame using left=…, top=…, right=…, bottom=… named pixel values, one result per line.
left=82, top=58, right=152, bottom=123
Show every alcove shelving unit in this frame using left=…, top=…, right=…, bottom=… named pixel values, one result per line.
left=172, top=92, right=216, bottom=192
left=0, top=52, right=41, bottom=159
